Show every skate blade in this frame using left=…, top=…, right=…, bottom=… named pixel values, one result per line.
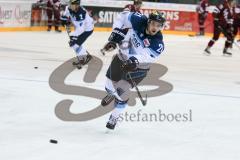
left=203, top=52, right=211, bottom=56
left=223, top=54, right=232, bottom=57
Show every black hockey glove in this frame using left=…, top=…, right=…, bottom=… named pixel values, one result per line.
left=108, top=28, right=128, bottom=43
left=103, top=41, right=117, bottom=52
left=103, top=28, right=128, bottom=52
left=69, top=36, right=78, bottom=47
left=60, top=16, right=71, bottom=26
left=121, top=56, right=139, bottom=72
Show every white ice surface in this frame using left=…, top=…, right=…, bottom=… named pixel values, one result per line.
left=0, top=31, right=240, bottom=160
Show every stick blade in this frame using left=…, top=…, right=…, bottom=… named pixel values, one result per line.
left=143, top=94, right=147, bottom=106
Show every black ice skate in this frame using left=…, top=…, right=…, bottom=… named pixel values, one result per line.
left=101, top=94, right=115, bottom=106
left=47, top=26, right=51, bottom=32
left=72, top=59, right=82, bottom=69
left=196, top=31, right=204, bottom=36
left=106, top=115, right=118, bottom=130
left=81, top=54, right=92, bottom=65
left=223, top=48, right=232, bottom=57
left=55, top=29, right=62, bottom=33
left=55, top=27, right=62, bottom=33
left=72, top=54, right=92, bottom=69
left=204, top=47, right=211, bottom=55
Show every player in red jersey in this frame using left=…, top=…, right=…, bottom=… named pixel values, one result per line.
left=196, top=0, right=209, bottom=36
left=204, top=0, right=234, bottom=56
left=46, top=0, right=62, bottom=32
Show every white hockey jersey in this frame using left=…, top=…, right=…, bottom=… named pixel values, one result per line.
left=113, top=12, right=165, bottom=66
left=63, top=6, right=94, bottom=37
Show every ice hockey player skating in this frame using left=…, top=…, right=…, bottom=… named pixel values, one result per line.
left=196, top=0, right=209, bottom=36
left=61, top=0, right=93, bottom=68
left=101, top=11, right=166, bottom=130
left=204, top=0, right=234, bottom=56
left=46, top=0, right=62, bottom=32
left=37, top=0, right=62, bottom=32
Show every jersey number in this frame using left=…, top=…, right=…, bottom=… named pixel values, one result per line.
left=157, top=44, right=164, bottom=54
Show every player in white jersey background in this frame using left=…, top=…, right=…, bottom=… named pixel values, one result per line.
left=61, top=0, right=94, bottom=67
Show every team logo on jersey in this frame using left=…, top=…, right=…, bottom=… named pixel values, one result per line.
left=132, top=34, right=141, bottom=48
left=143, top=38, right=150, bottom=47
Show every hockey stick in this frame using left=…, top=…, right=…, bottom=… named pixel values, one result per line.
left=100, top=48, right=106, bottom=55
left=119, top=52, right=147, bottom=106
left=65, top=24, right=71, bottom=36
left=127, top=71, right=147, bottom=106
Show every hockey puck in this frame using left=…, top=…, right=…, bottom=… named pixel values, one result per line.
left=34, top=67, right=38, bottom=69
left=50, top=139, right=58, bottom=144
